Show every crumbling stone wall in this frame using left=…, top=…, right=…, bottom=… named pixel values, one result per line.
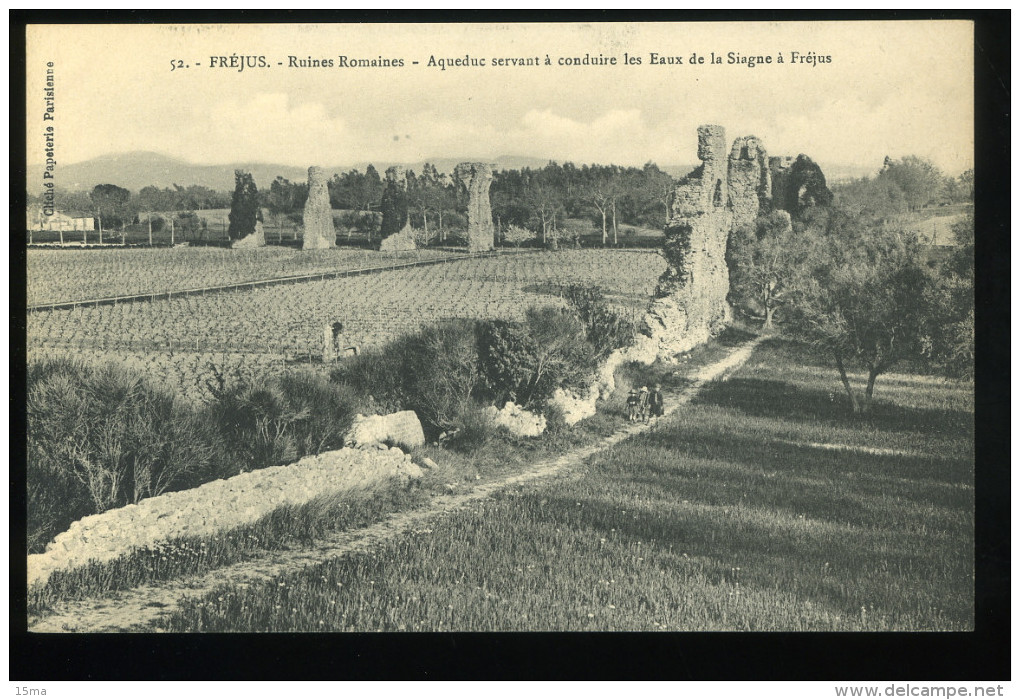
left=27, top=446, right=426, bottom=588
left=728, top=135, right=772, bottom=234
left=643, top=125, right=733, bottom=355
left=455, top=162, right=495, bottom=252
left=641, top=125, right=830, bottom=358
left=770, top=154, right=832, bottom=215
left=302, top=166, right=336, bottom=250
left=378, top=166, right=417, bottom=252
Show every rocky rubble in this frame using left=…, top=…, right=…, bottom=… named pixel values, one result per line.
left=27, top=446, right=424, bottom=588
left=231, top=219, right=267, bottom=249
left=485, top=402, right=547, bottom=437
left=345, top=410, right=426, bottom=451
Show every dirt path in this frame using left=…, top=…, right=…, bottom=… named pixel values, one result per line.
left=28, top=337, right=762, bottom=633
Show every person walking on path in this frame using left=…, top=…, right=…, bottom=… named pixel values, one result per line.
left=637, top=386, right=650, bottom=422
left=648, top=384, right=665, bottom=420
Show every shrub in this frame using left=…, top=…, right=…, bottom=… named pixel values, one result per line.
left=477, top=320, right=538, bottom=406
left=271, top=372, right=359, bottom=457
left=335, top=210, right=380, bottom=235
left=410, top=227, right=434, bottom=247
left=400, top=320, right=481, bottom=434
left=442, top=402, right=500, bottom=455
left=562, top=284, right=637, bottom=359
left=27, top=453, right=91, bottom=554
left=332, top=320, right=481, bottom=437
left=502, top=225, right=535, bottom=248
left=27, top=359, right=215, bottom=550
left=206, top=371, right=359, bottom=474
left=478, top=307, right=599, bottom=409
left=557, top=219, right=595, bottom=248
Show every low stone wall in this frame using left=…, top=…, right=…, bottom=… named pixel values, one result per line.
left=27, top=446, right=424, bottom=588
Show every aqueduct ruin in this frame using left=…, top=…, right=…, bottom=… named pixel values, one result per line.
left=303, top=166, right=337, bottom=250
left=641, top=124, right=830, bottom=357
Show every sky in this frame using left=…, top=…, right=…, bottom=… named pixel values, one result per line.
left=26, top=21, right=975, bottom=175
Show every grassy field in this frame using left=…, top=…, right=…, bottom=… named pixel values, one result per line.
left=26, top=246, right=465, bottom=305
left=27, top=249, right=666, bottom=402
left=27, top=325, right=703, bottom=622
left=151, top=338, right=973, bottom=632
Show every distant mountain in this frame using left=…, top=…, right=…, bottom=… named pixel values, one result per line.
left=26, top=151, right=879, bottom=193
left=26, top=152, right=553, bottom=193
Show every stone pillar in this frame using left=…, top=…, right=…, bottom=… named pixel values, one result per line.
left=378, top=166, right=417, bottom=252
left=455, top=162, right=495, bottom=252
left=302, top=166, right=336, bottom=250
left=728, top=135, right=771, bottom=234
left=643, top=125, right=733, bottom=357
left=696, top=125, right=729, bottom=212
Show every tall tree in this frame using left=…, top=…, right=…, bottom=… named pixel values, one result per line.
left=728, top=211, right=808, bottom=329
left=584, top=168, right=614, bottom=246
left=878, top=155, right=944, bottom=211
left=90, top=184, right=132, bottom=241
left=525, top=172, right=564, bottom=244
left=227, top=170, right=263, bottom=241
left=785, top=216, right=959, bottom=413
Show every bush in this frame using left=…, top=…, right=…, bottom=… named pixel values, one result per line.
left=27, top=453, right=91, bottom=554
left=442, top=402, right=501, bottom=455
left=557, top=219, right=595, bottom=248
left=562, top=284, right=637, bottom=359
left=27, top=359, right=215, bottom=551
left=335, top=210, right=380, bottom=235
left=478, top=307, right=599, bottom=409
left=502, top=224, right=535, bottom=248
left=401, top=320, right=481, bottom=433
left=271, top=372, right=359, bottom=457
left=332, top=320, right=480, bottom=436
left=205, top=372, right=359, bottom=474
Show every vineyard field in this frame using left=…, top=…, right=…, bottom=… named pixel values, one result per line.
left=27, top=250, right=667, bottom=403
left=26, top=246, right=469, bottom=305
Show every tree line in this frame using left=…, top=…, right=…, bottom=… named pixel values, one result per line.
left=261, top=160, right=676, bottom=245
left=29, top=160, right=677, bottom=246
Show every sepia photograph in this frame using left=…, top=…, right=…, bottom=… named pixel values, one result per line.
left=13, top=11, right=1007, bottom=681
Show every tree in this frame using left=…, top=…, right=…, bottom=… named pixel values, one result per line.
left=729, top=211, right=808, bottom=329
left=585, top=170, right=613, bottom=246
left=832, top=175, right=908, bottom=222
left=957, top=169, right=974, bottom=202
left=227, top=170, right=263, bottom=241
left=502, top=224, right=534, bottom=248
left=640, top=162, right=675, bottom=228
left=786, top=219, right=955, bottom=413
left=379, top=170, right=409, bottom=237
left=878, top=155, right=944, bottom=211
left=90, top=184, right=132, bottom=241
left=525, top=173, right=564, bottom=244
